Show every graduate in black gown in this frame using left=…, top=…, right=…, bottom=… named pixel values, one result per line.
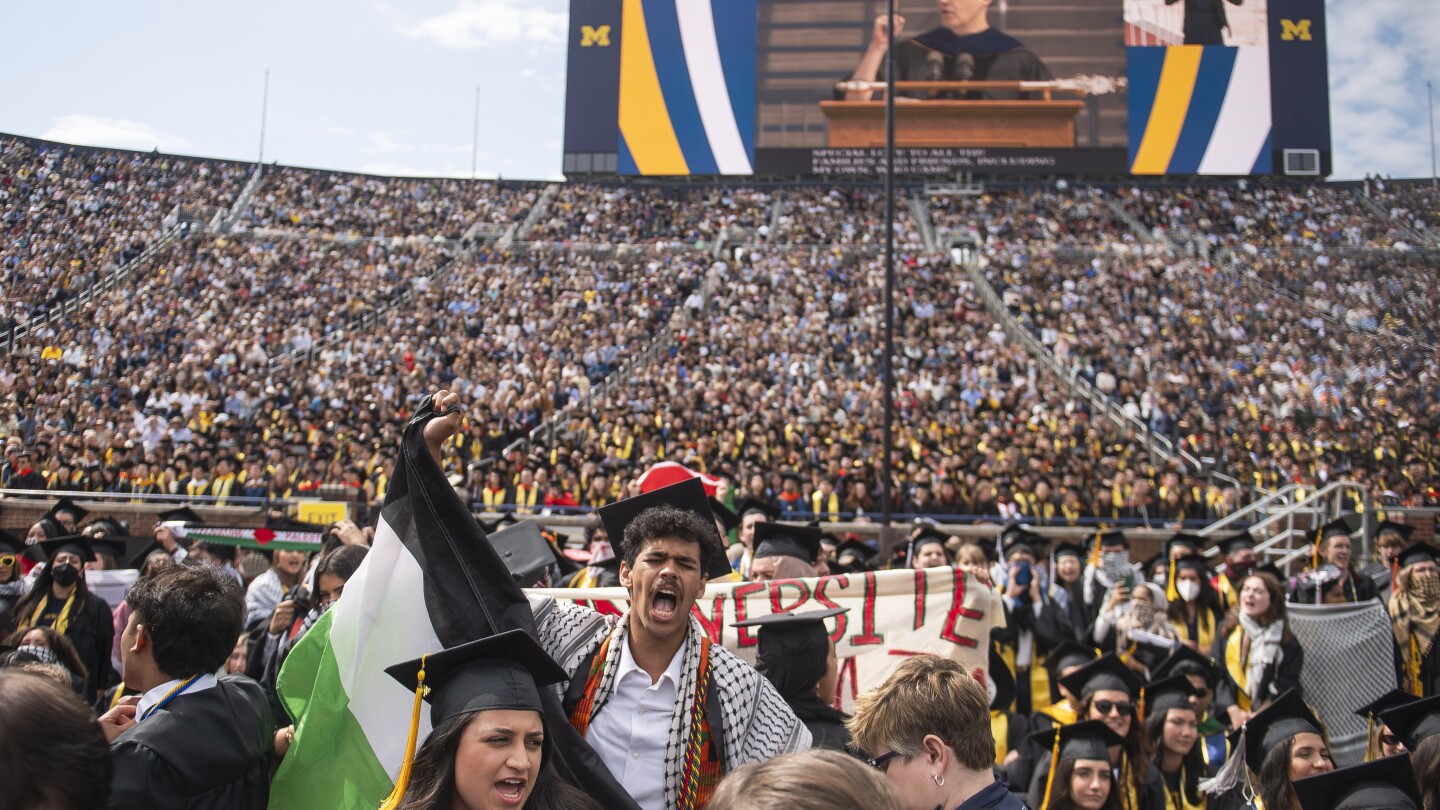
left=845, top=0, right=1051, bottom=103
left=734, top=607, right=852, bottom=752
left=1390, top=541, right=1440, bottom=697
left=100, top=564, right=272, bottom=809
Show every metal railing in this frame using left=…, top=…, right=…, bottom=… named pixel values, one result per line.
left=1352, top=188, right=1433, bottom=246
left=508, top=183, right=559, bottom=245
left=1198, top=480, right=1372, bottom=574
left=1104, top=196, right=1169, bottom=249
left=219, top=165, right=266, bottom=233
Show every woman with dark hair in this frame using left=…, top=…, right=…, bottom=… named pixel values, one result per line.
left=1028, top=655, right=1164, bottom=810
left=1031, top=721, right=1127, bottom=810
left=0, top=529, right=31, bottom=634
left=10, top=535, right=114, bottom=701
left=1141, top=677, right=1205, bottom=810
left=1201, top=689, right=1331, bottom=810
left=1165, top=556, right=1223, bottom=653
left=383, top=630, right=603, bottom=810
left=1377, top=696, right=1440, bottom=810
left=2, top=625, right=89, bottom=695
left=1213, top=572, right=1304, bottom=730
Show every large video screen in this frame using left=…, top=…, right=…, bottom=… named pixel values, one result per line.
left=562, top=0, right=1330, bottom=178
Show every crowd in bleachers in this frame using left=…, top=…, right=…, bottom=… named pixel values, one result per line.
left=2, top=136, right=1438, bottom=529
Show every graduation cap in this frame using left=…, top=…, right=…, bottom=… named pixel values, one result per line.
left=87, top=536, right=130, bottom=564
left=1397, top=541, right=1437, bottom=569
left=45, top=497, right=90, bottom=527
left=1354, top=689, right=1416, bottom=761
left=1002, top=531, right=1044, bottom=560
left=1096, top=529, right=1129, bottom=548
left=1151, top=645, right=1222, bottom=684
left=1291, top=753, right=1421, bottom=810
left=488, top=520, right=556, bottom=588
left=752, top=522, right=823, bottom=565
left=1377, top=693, right=1440, bottom=750
left=1044, top=641, right=1099, bottom=679
left=1142, top=675, right=1199, bottom=719
left=126, top=540, right=173, bottom=570
left=1051, top=541, right=1085, bottom=561
left=381, top=629, right=569, bottom=807
left=1371, top=520, right=1414, bottom=543
left=83, top=517, right=129, bottom=539
left=734, top=498, right=780, bottom=522
left=1313, top=515, right=1361, bottom=566
left=156, top=506, right=205, bottom=525
left=1212, top=530, right=1257, bottom=556
left=709, top=498, right=740, bottom=532
left=735, top=607, right=847, bottom=693
left=1240, top=688, right=1323, bottom=773
left=835, top=538, right=878, bottom=564
left=1058, top=653, right=1144, bottom=701
left=1254, top=563, right=1284, bottom=581
left=597, top=478, right=732, bottom=580
left=0, top=529, right=24, bottom=557
left=37, top=535, right=97, bottom=564
left=1165, top=533, right=1204, bottom=558
left=908, top=528, right=951, bottom=559
left=1030, top=720, right=1127, bottom=810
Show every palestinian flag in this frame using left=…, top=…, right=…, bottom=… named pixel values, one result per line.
left=184, top=526, right=325, bottom=553
left=269, top=397, right=637, bottom=810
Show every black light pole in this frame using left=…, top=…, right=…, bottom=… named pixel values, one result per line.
left=880, top=0, right=898, bottom=542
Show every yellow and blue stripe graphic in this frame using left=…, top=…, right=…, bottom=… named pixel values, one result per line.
left=1128, top=46, right=1272, bottom=175
left=618, top=0, right=756, bottom=176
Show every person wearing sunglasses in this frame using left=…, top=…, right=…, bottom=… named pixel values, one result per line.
left=1354, top=689, right=1414, bottom=760
left=0, top=529, right=31, bottom=636
left=848, top=654, right=1025, bottom=810
left=1029, top=654, right=1163, bottom=810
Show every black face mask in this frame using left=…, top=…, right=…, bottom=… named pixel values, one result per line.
left=51, top=564, right=80, bottom=587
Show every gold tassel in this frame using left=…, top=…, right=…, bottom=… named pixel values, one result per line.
left=1166, top=556, right=1179, bottom=603
left=1365, top=714, right=1376, bottom=762
left=1040, top=729, right=1062, bottom=810
left=1090, top=529, right=1102, bottom=567
left=1312, top=528, right=1322, bottom=570
left=379, top=654, right=429, bottom=810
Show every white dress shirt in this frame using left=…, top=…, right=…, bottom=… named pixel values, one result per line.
left=586, top=636, right=687, bottom=810
left=135, top=672, right=218, bottom=721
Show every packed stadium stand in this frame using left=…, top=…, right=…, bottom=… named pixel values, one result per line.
left=2, top=133, right=1436, bottom=527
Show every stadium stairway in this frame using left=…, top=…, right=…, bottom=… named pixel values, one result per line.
left=219, top=166, right=267, bottom=233
left=509, top=184, right=560, bottom=246
left=950, top=247, right=1201, bottom=471
left=1351, top=188, right=1437, bottom=247
left=908, top=191, right=939, bottom=251
left=1103, top=196, right=1170, bottom=249
left=1198, top=479, right=1373, bottom=570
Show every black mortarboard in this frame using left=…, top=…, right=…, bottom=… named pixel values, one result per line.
left=1165, top=533, right=1204, bottom=557
left=0, top=529, right=23, bottom=556
left=127, top=540, right=172, bottom=570
left=735, top=498, right=780, bottom=521
left=1354, top=689, right=1415, bottom=723
left=1291, top=754, right=1421, bottom=810
left=1029, top=719, right=1126, bottom=762
left=1152, top=645, right=1222, bottom=684
left=735, top=608, right=846, bottom=701
left=1051, top=541, right=1085, bottom=561
left=87, top=536, right=130, bottom=563
left=1371, top=520, right=1414, bottom=543
left=836, top=538, right=878, bottom=563
left=909, top=528, right=950, bottom=555
left=1317, top=515, right=1360, bottom=542
left=709, top=499, right=740, bottom=532
left=37, top=535, right=97, bottom=564
left=45, top=497, right=90, bottom=526
left=1044, top=640, right=1099, bottom=678
left=1096, top=529, right=1128, bottom=549
left=1213, top=530, right=1257, bottom=556
left=752, top=522, right=822, bottom=564
left=1143, top=675, right=1199, bottom=718
left=598, top=478, right=731, bottom=580
left=83, top=517, right=129, bottom=538
left=1397, top=541, right=1437, bottom=569
left=1173, top=554, right=1211, bottom=575
left=1003, top=531, right=1044, bottom=559
left=1242, top=688, right=1323, bottom=772
left=156, top=506, right=205, bottom=525
left=1377, top=694, right=1440, bottom=750
left=733, top=606, right=846, bottom=630
left=384, top=629, right=569, bottom=725
left=1254, top=563, right=1284, bottom=581
left=488, top=520, right=555, bottom=588
left=1059, top=653, right=1144, bottom=699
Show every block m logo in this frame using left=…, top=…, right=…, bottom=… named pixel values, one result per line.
left=580, top=25, right=611, bottom=47
left=1280, top=19, right=1312, bottom=41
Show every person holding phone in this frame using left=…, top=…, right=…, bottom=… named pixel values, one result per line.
left=993, top=531, right=1076, bottom=715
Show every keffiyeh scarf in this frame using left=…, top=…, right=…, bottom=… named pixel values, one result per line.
left=1391, top=572, right=1440, bottom=692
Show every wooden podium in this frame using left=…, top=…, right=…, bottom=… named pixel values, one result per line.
left=820, top=81, right=1085, bottom=149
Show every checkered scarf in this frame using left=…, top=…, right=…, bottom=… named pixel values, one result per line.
left=532, top=596, right=812, bottom=809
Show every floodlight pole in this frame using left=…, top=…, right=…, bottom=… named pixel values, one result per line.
left=880, top=0, right=898, bottom=540
left=258, top=69, right=269, bottom=165
left=472, top=86, right=481, bottom=180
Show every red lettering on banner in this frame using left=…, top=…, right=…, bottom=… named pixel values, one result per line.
left=814, top=574, right=849, bottom=641
left=731, top=581, right=768, bottom=647
left=914, top=568, right=928, bottom=630
left=768, top=578, right=812, bottom=614
left=939, top=567, right=982, bottom=648
left=691, top=594, right=727, bottom=644
left=850, top=571, right=885, bottom=646
left=836, top=655, right=859, bottom=705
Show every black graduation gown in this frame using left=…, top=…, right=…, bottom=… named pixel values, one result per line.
left=841, top=27, right=1051, bottom=102
left=1164, top=0, right=1242, bottom=46
left=788, top=694, right=851, bottom=752
left=1027, top=748, right=1166, bottom=810
left=1212, top=630, right=1306, bottom=714
left=38, top=589, right=116, bottom=702
left=992, top=595, right=1075, bottom=713
left=109, top=676, right=274, bottom=810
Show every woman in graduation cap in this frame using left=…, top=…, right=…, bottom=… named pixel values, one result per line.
left=1141, top=676, right=1206, bottom=810
left=1150, top=646, right=1227, bottom=775
left=0, top=529, right=31, bottom=634
left=1309, top=518, right=1377, bottom=604
left=1028, top=654, right=1164, bottom=810
left=1353, top=689, right=1414, bottom=761
left=1003, top=641, right=1099, bottom=794
left=1377, top=694, right=1440, bottom=810
left=1165, top=556, right=1224, bottom=654
left=1290, top=754, right=1421, bottom=810
left=10, top=535, right=115, bottom=701
left=1213, top=571, right=1304, bottom=730
left=734, top=607, right=850, bottom=751
left=1201, top=689, right=1332, bottom=810
left=1031, top=721, right=1129, bottom=810
left=1388, top=541, right=1440, bottom=696
left=384, top=629, right=604, bottom=810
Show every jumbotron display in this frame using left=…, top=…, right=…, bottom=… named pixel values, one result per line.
left=561, top=0, right=1332, bottom=177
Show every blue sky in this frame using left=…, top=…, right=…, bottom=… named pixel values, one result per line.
left=0, top=0, right=1434, bottom=181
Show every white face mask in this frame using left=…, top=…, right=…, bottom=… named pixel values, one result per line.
left=1176, top=580, right=1201, bottom=602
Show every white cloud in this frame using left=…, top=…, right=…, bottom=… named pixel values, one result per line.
left=366, top=132, right=402, bottom=154
left=41, top=115, right=189, bottom=152
left=401, top=0, right=567, bottom=49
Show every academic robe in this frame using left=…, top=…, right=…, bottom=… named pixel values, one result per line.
left=109, top=677, right=273, bottom=810
left=882, top=27, right=1052, bottom=101
left=992, top=594, right=1076, bottom=714
left=1212, top=629, right=1305, bottom=714
left=1027, top=748, right=1165, bottom=810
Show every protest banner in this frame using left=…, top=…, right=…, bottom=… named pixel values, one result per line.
left=533, top=566, right=1005, bottom=710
